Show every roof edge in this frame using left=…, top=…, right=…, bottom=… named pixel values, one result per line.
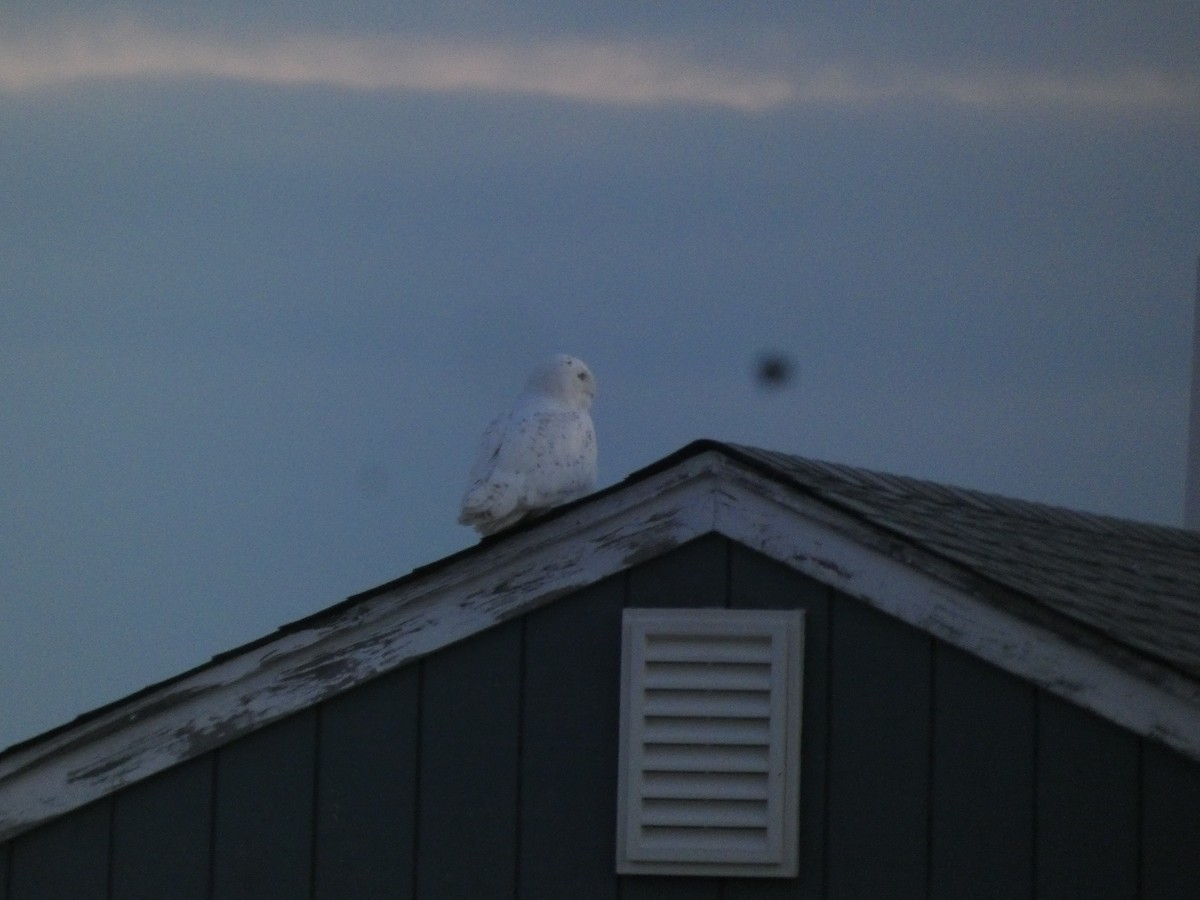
left=0, top=452, right=728, bottom=841
left=2, top=441, right=1198, bottom=844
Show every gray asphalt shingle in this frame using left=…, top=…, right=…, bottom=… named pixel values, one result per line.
left=724, top=443, right=1200, bottom=681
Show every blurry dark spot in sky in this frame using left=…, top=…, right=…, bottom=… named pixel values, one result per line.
left=755, top=352, right=797, bottom=390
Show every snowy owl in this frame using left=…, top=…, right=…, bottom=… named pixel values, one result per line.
left=458, top=354, right=598, bottom=536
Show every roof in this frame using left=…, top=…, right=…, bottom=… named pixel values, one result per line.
left=2, top=439, right=1199, bottom=842
left=719, top=442, right=1200, bottom=683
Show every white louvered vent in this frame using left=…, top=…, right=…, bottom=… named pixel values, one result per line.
left=616, top=608, right=804, bottom=877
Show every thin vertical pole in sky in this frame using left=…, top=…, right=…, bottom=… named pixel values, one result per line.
left=1185, top=254, right=1200, bottom=529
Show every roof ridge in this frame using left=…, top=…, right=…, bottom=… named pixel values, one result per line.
left=2, top=438, right=1198, bottom=843
left=716, top=441, right=1199, bottom=543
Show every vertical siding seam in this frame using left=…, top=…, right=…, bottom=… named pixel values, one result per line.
left=821, top=591, right=837, bottom=897
left=616, top=571, right=630, bottom=900
left=513, top=618, right=527, bottom=900
left=1023, top=682, right=1036, bottom=900
left=1030, top=690, right=1041, bottom=899
left=208, top=751, right=221, bottom=900
left=411, top=660, right=425, bottom=900
left=309, top=706, right=323, bottom=900
left=1135, top=737, right=1144, bottom=896
left=105, top=795, right=116, bottom=900
left=818, top=584, right=833, bottom=898
left=926, top=641, right=937, bottom=900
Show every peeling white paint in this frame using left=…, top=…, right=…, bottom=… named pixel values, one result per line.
left=1, top=450, right=1198, bottom=843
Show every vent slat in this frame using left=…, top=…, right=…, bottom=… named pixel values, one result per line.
left=644, top=635, right=773, bottom=664
left=644, top=689, right=771, bottom=718
left=642, top=798, right=770, bottom=828
left=643, top=770, right=770, bottom=800
left=644, top=662, right=771, bottom=691
left=642, top=743, right=770, bottom=773
left=640, top=826, right=770, bottom=852
left=643, top=716, right=771, bottom=745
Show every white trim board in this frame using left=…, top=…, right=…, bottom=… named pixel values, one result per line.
left=0, top=456, right=721, bottom=842
left=1, top=450, right=1198, bottom=843
left=709, top=456, right=1200, bottom=756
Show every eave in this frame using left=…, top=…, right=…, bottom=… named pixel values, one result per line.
left=2, top=448, right=1198, bottom=842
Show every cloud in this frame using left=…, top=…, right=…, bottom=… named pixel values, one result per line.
left=1, top=22, right=1197, bottom=116
left=0, top=23, right=794, bottom=112
left=926, top=69, right=1200, bottom=112
left=786, top=65, right=1200, bottom=113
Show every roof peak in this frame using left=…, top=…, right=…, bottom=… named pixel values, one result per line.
left=2, top=438, right=1198, bottom=843
left=663, top=439, right=1197, bottom=543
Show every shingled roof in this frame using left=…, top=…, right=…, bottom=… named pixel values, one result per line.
left=713, top=442, right=1200, bottom=682
left=2, top=439, right=1198, bottom=842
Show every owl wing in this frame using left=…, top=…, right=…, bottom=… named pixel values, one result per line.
left=519, top=409, right=597, bottom=509
left=458, top=410, right=525, bottom=530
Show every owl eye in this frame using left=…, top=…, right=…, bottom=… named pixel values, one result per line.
left=577, top=372, right=588, bottom=380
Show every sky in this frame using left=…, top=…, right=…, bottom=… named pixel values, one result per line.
left=2, top=4, right=1199, bottom=751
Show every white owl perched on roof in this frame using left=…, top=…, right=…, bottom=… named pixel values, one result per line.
left=458, top=354, right=598, bottom=536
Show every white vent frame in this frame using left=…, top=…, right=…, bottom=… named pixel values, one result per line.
left=616, top=607, right=804, bottom=877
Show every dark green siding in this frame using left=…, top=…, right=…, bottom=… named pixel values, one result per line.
left=416, top=617, right=522, bottom=899
left=211, top=710, right=317, bottom=900
left=930, top=643, right=1036, bottom=899
left=8, top=799, right=110, bottom=900
left=5, top=535, right=1200, bottom=899
left=111, top=755, right=213, bottom=900
left=519, top=577, right=624, bottom=900
left=314, top=665, right=419, bottom=899
left=627, top=531, right=729, bottom=610
left=827, top=595, right=932, bottom=898
left=1141, top=740, right=1200, bottom=898
left=1036, top=693, right=1140, bottom=898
